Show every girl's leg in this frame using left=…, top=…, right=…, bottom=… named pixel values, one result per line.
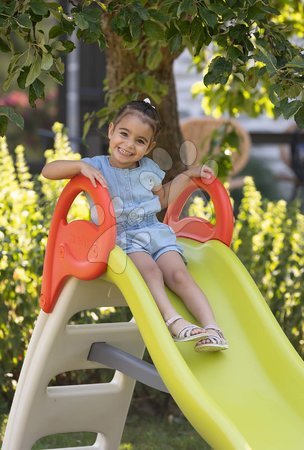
left=156, top=251, right=228, bottom=350
left=155, top=251, right=217, bottom=327
left=128, top=251, right=205, bottom=338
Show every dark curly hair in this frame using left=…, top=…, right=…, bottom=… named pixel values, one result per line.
left=113, top=100, right=161, bottom=139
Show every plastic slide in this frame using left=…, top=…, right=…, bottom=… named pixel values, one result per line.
left=3, top=174, right=304, bottom=450
left=150, top=238, right=304, bottom=450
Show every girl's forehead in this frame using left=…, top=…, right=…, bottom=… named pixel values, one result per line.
left=115, top=113, right=154, bottom=138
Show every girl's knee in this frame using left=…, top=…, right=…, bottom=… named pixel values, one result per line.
left=142, top=260, right=163, bottom=282
left=171, top=268, right=190, bottom=285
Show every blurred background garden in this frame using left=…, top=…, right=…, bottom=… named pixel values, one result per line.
left=1, top=1, right=304, bottom=448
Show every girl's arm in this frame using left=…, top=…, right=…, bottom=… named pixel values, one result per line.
left=41, top=160, right=107, bottom=187
left=153, top=165, right=214, bottom=210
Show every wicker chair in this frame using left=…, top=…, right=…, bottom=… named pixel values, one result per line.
left=180, top=117, right=251, bottom=188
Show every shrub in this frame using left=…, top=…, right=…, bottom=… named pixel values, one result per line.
left=0, top=123, right=87, bottom=413
left=232, top=177, right=304, bottom=357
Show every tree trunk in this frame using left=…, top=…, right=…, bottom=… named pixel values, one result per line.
left=102, top=17, right=186, bottom=182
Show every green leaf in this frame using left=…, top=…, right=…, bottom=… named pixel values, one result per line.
left=198, top=6, right=218, bottom=29
left=41, top=53, right=53, bottom=71
left=245, top=66, right=259, bottom=88
left=204, top=56, right=232, bottom=86
left=32, top=78, right=45, bottom=99
left=15, top=14, right=32, bottom=29
left=62, top=40, right=76, bottom=53
left=286, top=55, right=304, bottom=69
left=111, top=13, right=127, bottom=33
left=133, top=2, right=150, bottom=20
left=177, top=0, right=195, bottom=18
left=75, top=13, right=89, bottom=30
left=294, top=105, right=304, bottom=128
left=229, top=24, right=248, bottom=43
left=149, top=9, right=168, bottom=23
left=143, top=20, right=164, bottom=40
left=208, top=3, right=229, bottom=16
left=81, top=7, right=101, bottom=23
left=25, top=55, right=42, bottom=87
left=3, top=71, right=17, bottom=91
left=55, top=57, right=65, bottom=74
left=129, top=13, right=142, bottom=40
left=255, top=44, right=277, bottom=76
left=227, top=45, right=244, bottom=60
left=60, top=16, right=75, bottom=35
left=0, top=106, right=24, bottom=134
left=280, top=99, right=302, bottom=119
left=50, top=70, right=64, bottom=85
left=30, top=0, right=49, bottom=16
left=247, top=5, right=268, bottom=21
left=52, top=41, right=66, bottom=52
left=268, top=84, right=282, bottom=105
left=190, top=17, right=203, bottom=46
left=17, top=67, right=31, bottom=89
left=49, top=25, right=64, bottom=39
left=168, top=33, right=183, bottom=53
left=29, top=78, right=45, bottom=106
left=259, top=5, right=280, bottom=16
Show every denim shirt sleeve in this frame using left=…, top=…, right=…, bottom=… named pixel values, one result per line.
left=140, top=157, right=165, bottom=190
left=81, top=155, right=105, bottom=172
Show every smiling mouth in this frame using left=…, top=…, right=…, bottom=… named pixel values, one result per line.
left=117, top=147, right=133, bottom=157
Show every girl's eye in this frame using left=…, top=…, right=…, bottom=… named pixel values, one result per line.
left=137, top=139, right=145, bottom=145
left=120, top=131, right=128, bottom=137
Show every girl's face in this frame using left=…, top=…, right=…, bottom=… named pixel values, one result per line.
left=108, top=113, right=156, bottom=169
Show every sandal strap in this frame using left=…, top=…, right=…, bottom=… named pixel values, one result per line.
left=165, top=315, right=183, bottom=328
left=204, top=324, right=221, bottom=331
left=203, top=326, right=227, bottom=343
left=204, top=325, right=224, bottom=336
left=177, top=324, right=203, bottom=339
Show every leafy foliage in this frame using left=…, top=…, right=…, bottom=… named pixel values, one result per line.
left=201, top=122, right=240, bottom=180
left=0, top=0, right=105, bottom=134
left=1, top=1, right=304, bottom=134
left=0, top=123, right=89, bottom=413
left=233, top=177, right=304, bottom=356
left=192, top=1, right=304, bottom=123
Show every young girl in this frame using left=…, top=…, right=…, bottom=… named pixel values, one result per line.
left=42, top=99, right=228, bottom=352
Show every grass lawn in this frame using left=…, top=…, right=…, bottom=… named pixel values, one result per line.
left=1, top=413, right=211, bottom=449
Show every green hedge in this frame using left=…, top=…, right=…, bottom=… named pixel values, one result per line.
left=0, top=123, right=88, bottom=413
left=0, top=126, right=303, bottom=415
left=233, top=177, right=304, bottom=357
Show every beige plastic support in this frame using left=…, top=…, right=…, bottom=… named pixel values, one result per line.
left=3, top=275, right=145, bottom=450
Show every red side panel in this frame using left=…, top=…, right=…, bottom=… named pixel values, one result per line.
left=164, top=177, right=234, bottom=246
left=40, top=175, right=116, bottom=313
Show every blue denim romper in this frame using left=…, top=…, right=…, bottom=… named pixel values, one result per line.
left=82, top=155, right=184, bottom=261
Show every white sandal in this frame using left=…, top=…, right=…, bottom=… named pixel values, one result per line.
left=165, top=315, right=208, bottom=342
left=195, top=325, right=229, bottom=352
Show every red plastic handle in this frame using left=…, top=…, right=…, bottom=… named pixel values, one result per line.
left=40, top=175, right=116, bottom=313
left=163, top=176, right=234, bottom=246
